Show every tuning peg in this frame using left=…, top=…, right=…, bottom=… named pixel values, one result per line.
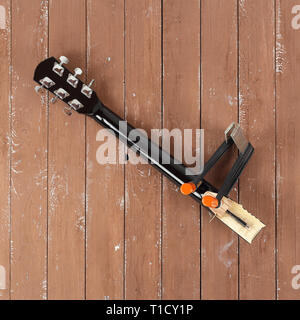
left=53, top=56, right=69, bottom=77
left=35, top=85, right=44, bottom=94
left=58, top=55, right=69, bottom=66
left=88, top=79, right=95, bottom=88
left=63, top=106, right=73, bottom=116
left=81, top=79, right=95, bottom=99
left=67, top=68, right=83, bottom=88
left=74, top=67, right=83, bottom=77
left=50, top=96, right=58, bottom=104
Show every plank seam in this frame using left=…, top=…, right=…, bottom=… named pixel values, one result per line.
left=84, top=0, right=87, bottom=301
left=274, top=0, right=278, bottom=301
left=237, top=0, right=240, bottom=301
left=46, top=0, right=49, bottom=301
left=160, top=0, right=163, bottom=301
left=8, top=0, right=12, bottom=301
left=199, top=0, right=202, bottom=301
left=123, top=0, right=126, bottom=301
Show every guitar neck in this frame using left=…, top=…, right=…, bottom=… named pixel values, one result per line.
left=90, top=101, right=217, bottom=204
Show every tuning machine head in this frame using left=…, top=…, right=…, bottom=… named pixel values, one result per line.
left=67, top=67, right=83, bottom=88
left=50, top=96, right=58, bottom=104
left=35, top=85, right=44, bottom=94
left=88, top=79, right=95, bottom=87
left=35, top=76, right=56, bottom=95
left=63, top=106, right=73, bottom=116
left=62, top=98, right=85, bottom=116
left=58, top=55, right=69, bottom=66
left=81, top=79, right=95, bottom=99
left=34, top=57, right=100, bottom=117
left=74, top=67, right=83, bottom=77
left=53, top=56, right=69, bottom=77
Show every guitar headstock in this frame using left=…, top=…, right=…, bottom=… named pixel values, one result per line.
left=33, top=56, right=99, bottom=115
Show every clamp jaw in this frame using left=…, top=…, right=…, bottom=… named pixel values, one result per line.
left=179, top=123, right=264, bottom=244
left=181, top=122, right=254, bottom=207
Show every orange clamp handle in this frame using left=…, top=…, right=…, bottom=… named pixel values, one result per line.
left=180, top=182, right=197, bottom=195
left=202, top=195, right=219, bottom=208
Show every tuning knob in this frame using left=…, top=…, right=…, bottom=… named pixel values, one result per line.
left=58, top=55, right=69, bottom=66
left=81, top=79, right=95, bottom=99
left=66, top=68, right=83, bottom=88
left=53, top=56, right=69, bottom=77
left=63, top=106, right=73, bottom=116
left=50, top=96, right=58, bottom=104
left=88, top=79, right=95, bottom=88
left=74, top=67, right=83, bottom=77
left=35, top=85, right=44, bottom=94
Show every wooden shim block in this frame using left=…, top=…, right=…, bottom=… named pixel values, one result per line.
left=204, top=192, right=265, bottom=244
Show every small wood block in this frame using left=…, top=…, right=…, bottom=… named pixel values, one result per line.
left=203, top=191, right=265, bottom=243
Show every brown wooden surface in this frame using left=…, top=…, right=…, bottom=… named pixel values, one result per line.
left=0, top=0, right=10, bottom=300
left=201, top=0, right=239, bottom=299
left=125, top=0, right=161, bottom=299
left=48, top=0, right=86, bottom=299
left=277, top=0, right=300, bottom=300
left=163, top=0, right=201, bottom=299
left=10, top=0, right=48, bottom=299
left=86, top=0, right=124, bottom=300
left=239, top=0, right=276, bottom=299
left=0, top=0, right=299, bottom=300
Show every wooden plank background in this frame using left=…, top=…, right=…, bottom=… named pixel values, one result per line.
left=0, top=0, right=299, bottom=300
left=201, top=0, right=239, bottom=299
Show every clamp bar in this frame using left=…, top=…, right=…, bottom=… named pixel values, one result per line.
left=215, top=142, right=254, bottom=204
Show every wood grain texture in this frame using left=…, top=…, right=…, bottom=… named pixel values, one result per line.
left=1, top=0, right=299, bottom=300
left=86, top=0, right=124, bottom=300
left=0, top=0, right=10, bottom=300
left=239, top=0, right=276, bottom=300
left=10, top=0, right=48, bottom=299
left=162, top=0, right=201, bottom=300
left=276, top=0, right=300, bottom=299
left=201, top=0, right=239, bottom=300
left=125, top=0, right=162, bottom=299
left=48, top=0, right=86, bottom=299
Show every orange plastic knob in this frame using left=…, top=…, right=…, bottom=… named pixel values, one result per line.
left=180, top=182, right=197, bottom=195
left=202, top=195, right=219, bottom=208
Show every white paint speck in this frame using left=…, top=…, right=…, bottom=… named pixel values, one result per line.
left=0, top=5, right=6, bottom=29
left=0, top=265, right=6, bottom=290
left=227, top=95, right=237, bottom=107
left=218, top=239, right=235, bottom=268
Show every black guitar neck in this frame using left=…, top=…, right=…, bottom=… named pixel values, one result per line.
left=90, top=101, right=217, bottom=204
